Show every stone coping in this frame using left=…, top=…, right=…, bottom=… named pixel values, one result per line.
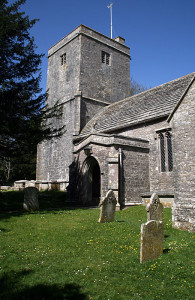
left=48, top=24, right=130, bottom=58
left=73, top=133, right=149, bottom=153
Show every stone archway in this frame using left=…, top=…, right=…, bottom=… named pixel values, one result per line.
left=82, top=156, right=101, bottom=206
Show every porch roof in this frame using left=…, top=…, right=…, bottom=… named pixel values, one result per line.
left=73, top=133, right=149, bottom=153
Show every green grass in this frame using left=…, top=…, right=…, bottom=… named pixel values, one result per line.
left=0, top=193, right=194, bottom=299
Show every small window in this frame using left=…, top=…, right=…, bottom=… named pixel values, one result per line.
left=159, top=133, right=166, bottom=172
left=158, top=130, right=173, bottom=172
left=102, top=51, right=110, bottom=65
left=166, top=132, right=173, bottom=172
left=61, top=53, right=66, bottom=66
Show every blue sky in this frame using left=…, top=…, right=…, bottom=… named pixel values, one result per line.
left=15, top=0, right=195, bottom=91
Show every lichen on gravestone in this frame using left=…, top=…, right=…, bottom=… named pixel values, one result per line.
left=98, top=190, right=117, bottom=223
left=140, top=193, right=164, bottom=263
left=140, top=220, right=164, bottom=263
left=146, top=193, right=163, bottom=222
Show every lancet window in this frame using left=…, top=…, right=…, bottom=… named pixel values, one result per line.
left=158, top=130, right=173, bottom=172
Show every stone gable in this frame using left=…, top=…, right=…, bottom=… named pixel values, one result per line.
left=169, top=80, right=195, bottom=231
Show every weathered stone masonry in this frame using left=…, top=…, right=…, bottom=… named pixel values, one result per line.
left=36, top=25, right=130, bottom=187
left=169, top=81, right=195, bottom=231
left=73, top=134, right=149, bottom=207
left=36, top=25, right=195, bottom=231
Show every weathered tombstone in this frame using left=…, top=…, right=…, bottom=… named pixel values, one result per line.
left=23, top=187, right=39, bottom=211
left=98, top=190, right=117, bottom=223
left=140, top=220, right=164, bottom=263
left=146, top=193, right=163, bottom=222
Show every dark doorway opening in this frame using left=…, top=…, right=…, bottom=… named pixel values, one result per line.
left=92, top=160, right=101, bottom=205
left=82, top=156, right=101, bottom=206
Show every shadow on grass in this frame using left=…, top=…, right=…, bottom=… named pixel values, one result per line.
left=163, top=248, right=171, bottom=254
left=0, top=191, right=85, bottom=220
left=0, top=227, right=9, bottom=232
left=0, top=270, right=88, bottom=300
left=0, top=207, right=83, bottom=221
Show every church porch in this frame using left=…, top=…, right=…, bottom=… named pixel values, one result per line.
left=71, top=133, right=150, bottom=209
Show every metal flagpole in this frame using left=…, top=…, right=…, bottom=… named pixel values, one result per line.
left=107, top=2, right=114, bottom=39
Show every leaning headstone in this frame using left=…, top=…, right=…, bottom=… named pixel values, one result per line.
left=23, top=187, right=39, bottom=211
left=140, top=220, right=164, bottom=263
left=146, top=193, right=163, bottom=222
left=98, top=190, right=117, bottom=223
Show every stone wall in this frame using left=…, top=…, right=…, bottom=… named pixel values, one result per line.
left=122, top=147, right=150, bottom=205
left=80, top=34, right=130, bottom=102
left=37, top=28, right=82, bottom=182
left=170, top=81, right=195, bottom=231
left=80, top=97, right=108, bottom=131
left=113, top=118, right=174, bottom=195
left=47, top=36, right=80, bottom=106
left=37, top=100, right=75, bottom=182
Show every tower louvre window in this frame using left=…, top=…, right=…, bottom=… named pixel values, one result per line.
left=102, top=51, right=110, bottom=65
left=158, top=130, right=173, bottom=172
left=61, top=53, right=66, bottom=65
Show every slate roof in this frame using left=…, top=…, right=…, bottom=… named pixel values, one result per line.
left=80, top=73, right=195, bottom=136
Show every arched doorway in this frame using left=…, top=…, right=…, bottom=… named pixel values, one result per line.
left=82, top=156, right=101, bottom=206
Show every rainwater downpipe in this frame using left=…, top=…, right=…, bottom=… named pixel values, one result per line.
left=119, top=147, right=123, bottom=205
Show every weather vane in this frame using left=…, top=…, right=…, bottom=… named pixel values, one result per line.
left=107, top=2, right=114, bottom=39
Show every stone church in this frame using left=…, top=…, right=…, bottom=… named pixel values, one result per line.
left=36, top=25, right=195, bottom=231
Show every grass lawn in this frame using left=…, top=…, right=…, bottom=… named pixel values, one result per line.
left=0, top=191, right=194, bottom=299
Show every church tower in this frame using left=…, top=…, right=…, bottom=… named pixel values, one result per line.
left=36, top=25, right=130, bottom=188
left=47, top=25, right=130, bottom=106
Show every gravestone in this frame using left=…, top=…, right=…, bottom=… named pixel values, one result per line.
left=98, top=190, right=117, bottom=223
left=23, top=187, right=39, bottom=211
left=140, top=220, right=164, bottom=263
left=146, top=193, right=163, bottom=222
